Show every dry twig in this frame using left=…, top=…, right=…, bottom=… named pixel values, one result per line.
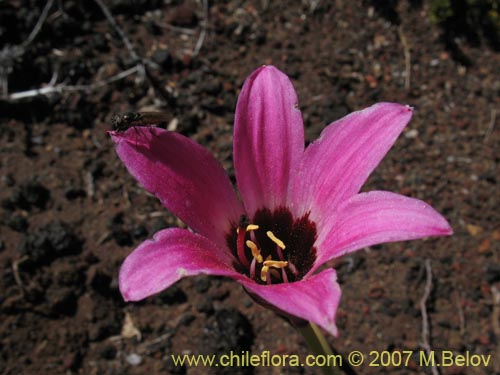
left=398, top=26, right=411, bottom=92
left=420, top=259, right=440, bottom=375
left=2, top=66, right=140, bottom=101
left=1, top=0, right=176, bottom=105
left=93, top=0, right=140, bottom=64
left=22, top=0, right=55, bottom=50
left=2, top=0, right=147, bottom=102
left=484, top=108, right=497, bottom=143
left=12, top=256, right=29, bottom=293
left=192, top=0, right=209, bottom=57
left=94, top=0, right=178, bottom=106
left=93, top=0, right=148, bottom=83
left=137, top=331, right=174, bottom=355
left=155, top=21, right=197, bottom=35
left=96, top=231, right=112, bottom=245
left=85, top=170, right=95, bottom=199
left=0, top=0, right=55, bottom=96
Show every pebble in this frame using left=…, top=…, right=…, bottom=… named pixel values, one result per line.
left=478, top=238, right=491, bottom=253
left=126, top=353, right=142, bottom=366
left=19, top=220, right=82, bottom=265
left=405, top=128, right=419, bottom=139
left=466, top=224, right=483, bottom=236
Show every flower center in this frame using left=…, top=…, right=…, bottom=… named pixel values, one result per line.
left=226, top=207, right=317, bottom=285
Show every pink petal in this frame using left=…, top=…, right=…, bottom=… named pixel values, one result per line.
left=291, top=103, right=413, bottom=224
left=240, top=269, right=341, bottom=336
left=313, top=191, right=453, bottom=270
left=119, top=228, right=241, bottom=301
left=110, top=127, right=243, bottom=248
left=234, top=65, right=305, bottom=217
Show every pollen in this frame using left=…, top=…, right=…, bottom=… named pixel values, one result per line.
left=266, top=231, right=286, bottom=250
left=246, top=240, right=263, bottom=263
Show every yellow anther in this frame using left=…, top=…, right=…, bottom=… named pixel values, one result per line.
left=260, top=265, right=269, bottom=282
left=237, top=224, right=259, bottom=234
left=263, top=260, right=288, bottom=269
left=266, top=231, right=286, bottom=250
left=245, top=240, right=258, bottom=252
left=260, top=255, right=272, bottom=282
left=246, top=240, right=263, bottom=263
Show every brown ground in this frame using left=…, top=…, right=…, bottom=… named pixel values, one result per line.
left=0, top=1, right=499, bottom=374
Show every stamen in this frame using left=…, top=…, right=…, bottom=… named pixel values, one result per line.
left=281, top=268, right=289, bottom=283
left=246, top=224, right=259, bottom=244
left=287, top=261, right=299, bottom=276
left=229, top=207, right=318, bottom=285
left=249, top=229, right=257, bottom=244
left=263, top=260, right=288, bottom=268
left=260, top=255, right=272, bottom=283
left=266, top=231, right=286, bottom=250
left=246, top=224, right=259, bottom=231
left=260, top=265, right=269, bottom=282
left=264, top=260, right=290, bottom=283
left=276, top=247, right=284, bottom=261
left=246, top=240, right=263, bottom=263
left=250, top=257, right=256, bottom=278
left=264, top=256, right=290, bottom=283
left=236, top=226, right=250, bottom=268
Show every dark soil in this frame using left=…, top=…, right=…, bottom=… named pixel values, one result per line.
left=1, top=1, right=499, bottom=374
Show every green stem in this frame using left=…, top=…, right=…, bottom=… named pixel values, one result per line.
left=296, top=322, right=341, bottom=375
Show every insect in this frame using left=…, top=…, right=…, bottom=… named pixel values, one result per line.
left=111, top=112, right=169, bottom=132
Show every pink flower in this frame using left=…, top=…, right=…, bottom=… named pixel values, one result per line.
left=110, top=66, right=452, bottom=336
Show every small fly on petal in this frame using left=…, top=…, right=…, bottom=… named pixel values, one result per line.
left=112, top=112, right=169, bottom=132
